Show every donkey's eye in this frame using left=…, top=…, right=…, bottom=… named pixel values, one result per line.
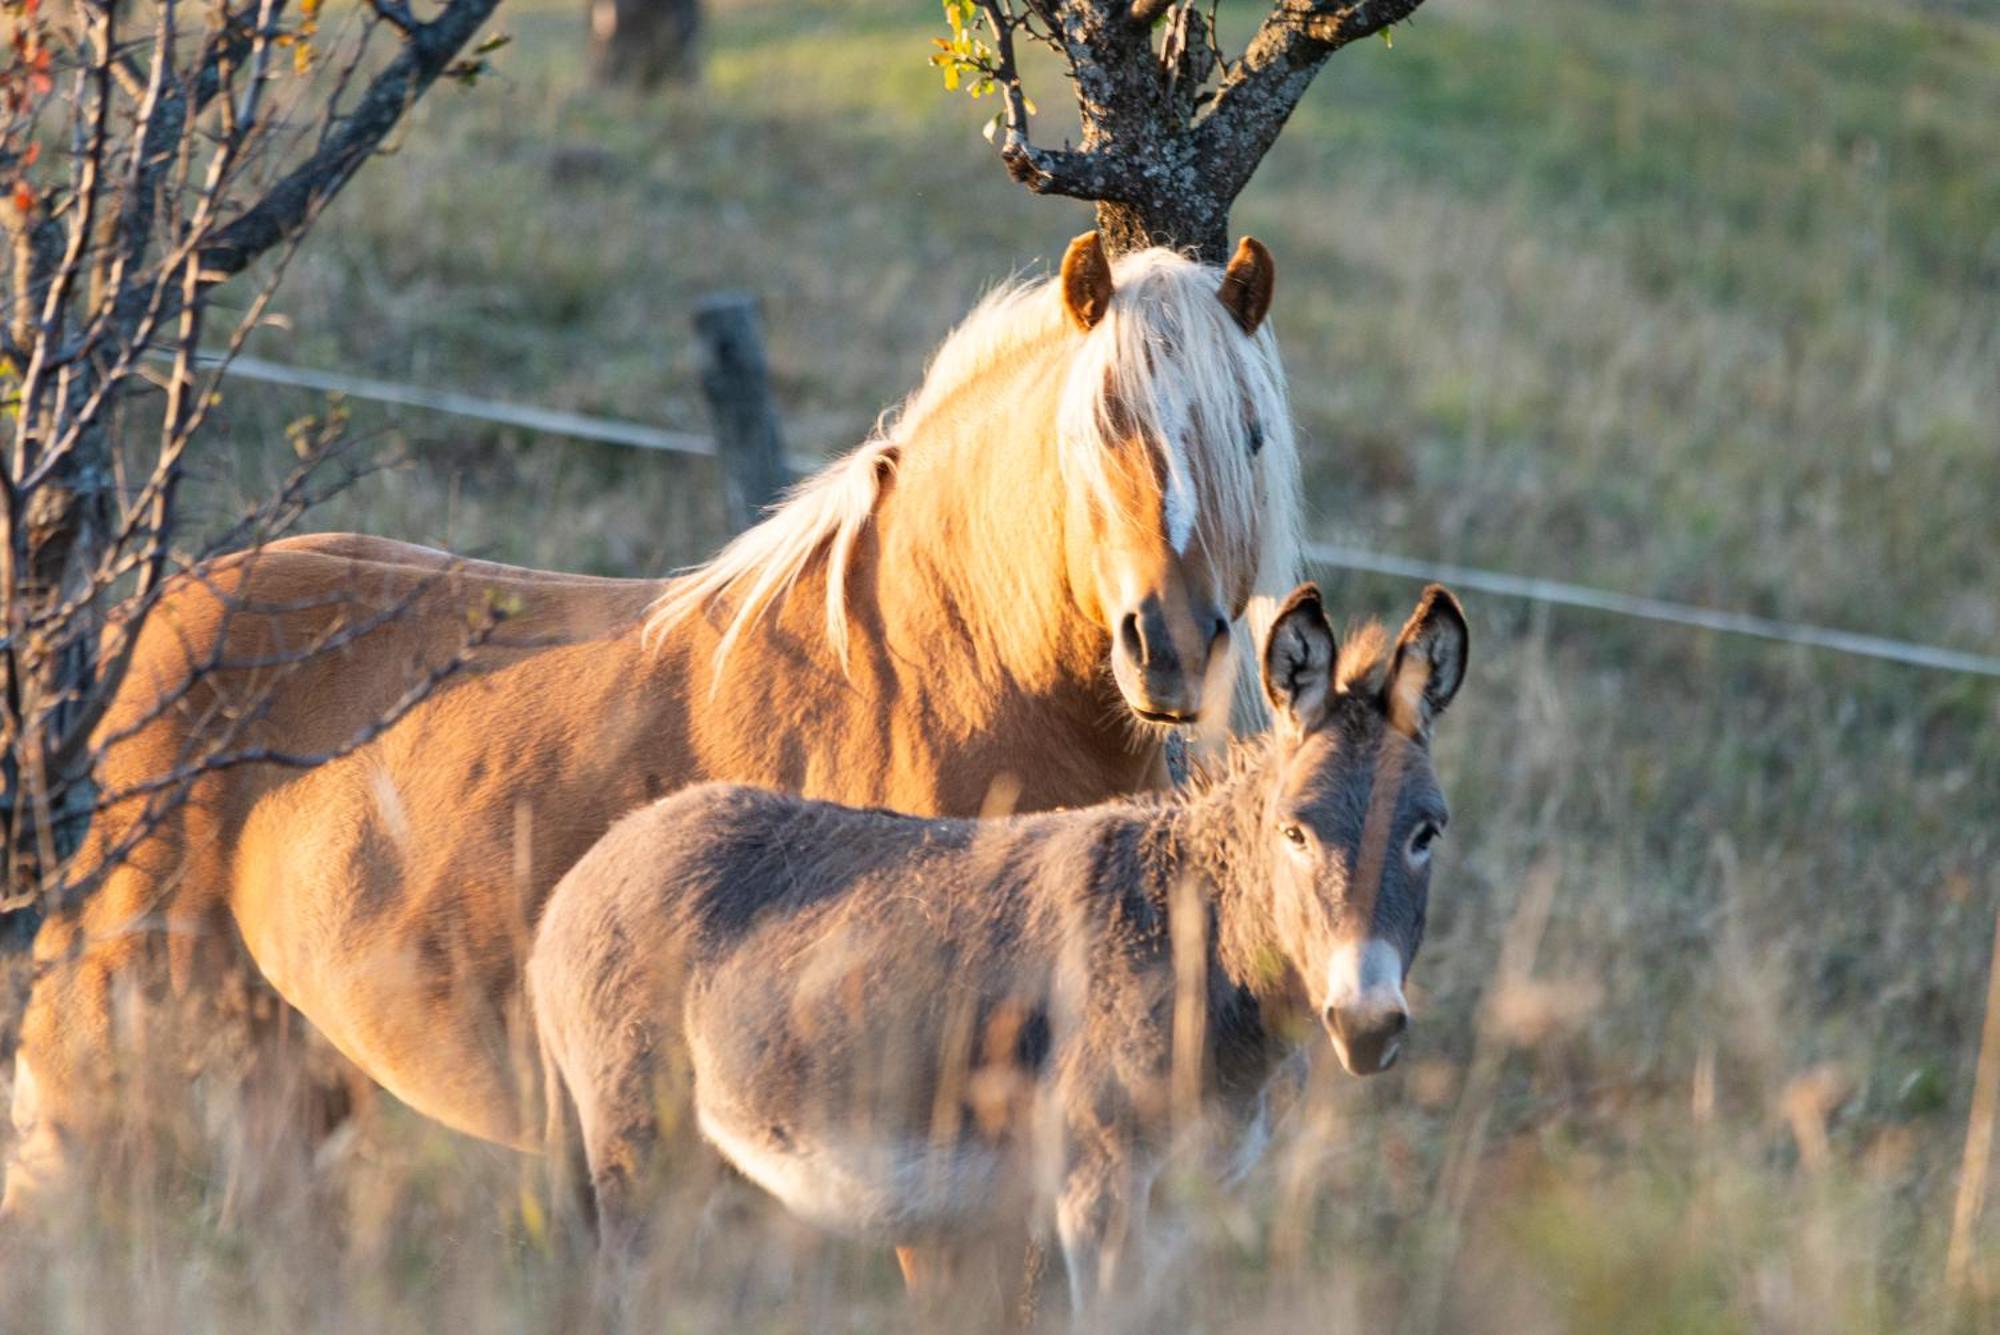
left=1281, top=823, right=1307, bottom=847
left=1408, top=823, right=1441, bottom=864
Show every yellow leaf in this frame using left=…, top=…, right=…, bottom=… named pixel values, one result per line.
left=519, top=1185, right=548, bottom=1252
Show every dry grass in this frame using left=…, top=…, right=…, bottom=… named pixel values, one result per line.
left=6, top=0, right=1998, bottom=1329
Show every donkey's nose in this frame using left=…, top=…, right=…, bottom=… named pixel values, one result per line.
left=1324, top=1003, right=1408, bottom=1076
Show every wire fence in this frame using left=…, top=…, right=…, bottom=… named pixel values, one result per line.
left=198, top=349, right=2000, bottom=682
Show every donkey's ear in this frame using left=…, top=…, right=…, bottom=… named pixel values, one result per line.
left=1262, top=582, right=1336, bottom=738
left=1387, top=584, right=1468, bottom=736
left=1061, top=231, right=1115, bottom=332
left=1218, top=237, right=1275, bottom=336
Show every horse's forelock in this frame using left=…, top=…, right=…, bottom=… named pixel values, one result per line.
left=1057, top=250, right=1303, bottom=727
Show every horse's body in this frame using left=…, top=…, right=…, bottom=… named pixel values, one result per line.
left=530, top=583, right=1470, bottom=1315
left=4, top=236, right=1302, bottom=1214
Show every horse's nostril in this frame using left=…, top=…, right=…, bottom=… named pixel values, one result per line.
left=1119, top=611, right=1145, bottom=665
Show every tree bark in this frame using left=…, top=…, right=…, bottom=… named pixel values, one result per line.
left=976, top=1, right=1433, bottom=261
left=1093, top=198, right=1228, bottom=265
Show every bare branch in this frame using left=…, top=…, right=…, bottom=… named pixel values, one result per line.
left=369, top=0, right=420, bottom=37
left=1, top=0, right=518, bottom=922
left=199, top=0, right=503, bottom=279
left=1196, top=0, right=1430, bottom=198
left=1002, top=142, right=1140, bottom=202
left=977, top=2, right=1142, bottom=203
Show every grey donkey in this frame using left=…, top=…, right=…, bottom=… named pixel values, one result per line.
left=530, top=581, right=1469, bottom=1318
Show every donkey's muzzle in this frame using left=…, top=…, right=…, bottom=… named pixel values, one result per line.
left=1324, top=1003, right=1408, bottom=1076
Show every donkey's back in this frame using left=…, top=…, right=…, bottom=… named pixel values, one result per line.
left=530, top=780, right=1114, bottom=1241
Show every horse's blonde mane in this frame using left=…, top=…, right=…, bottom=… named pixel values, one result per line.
left=644, top=247, right=1302, bottom=701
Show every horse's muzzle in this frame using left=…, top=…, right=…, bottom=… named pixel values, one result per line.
left=1113, top=596, right=1228, bottom=724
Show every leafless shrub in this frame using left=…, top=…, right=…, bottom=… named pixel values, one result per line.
left=0, top=0, right=507, bottom=939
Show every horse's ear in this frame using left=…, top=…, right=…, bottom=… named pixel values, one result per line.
left=1218, top=237, right=1275, bottom=336
left=1387, top=584, right=1468, bottom=737
left=1061, top=231, right=1115, bottom=332
left=1262, top=583, right=1336, bottom=739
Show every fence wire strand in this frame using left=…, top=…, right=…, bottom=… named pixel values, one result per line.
left=200, top=351, right=2000, bottom=681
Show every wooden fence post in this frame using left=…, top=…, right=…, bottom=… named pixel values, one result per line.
left=692, top=293, right=790, bottom=533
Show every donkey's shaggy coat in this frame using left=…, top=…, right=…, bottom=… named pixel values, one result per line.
left=533, top=583, right=1469, bottom=1314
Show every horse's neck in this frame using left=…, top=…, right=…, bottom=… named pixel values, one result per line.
left=875, top=377, right=1092, bottom=690
left=859, top=360, right=1162, bottom=807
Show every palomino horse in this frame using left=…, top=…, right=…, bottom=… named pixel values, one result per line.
left=529, top=582, right=1468, bottom=1316
left=3, top=233, right=1304, bottom=1218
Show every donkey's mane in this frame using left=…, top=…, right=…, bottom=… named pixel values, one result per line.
left=643, top=248, right=1303, bottom=683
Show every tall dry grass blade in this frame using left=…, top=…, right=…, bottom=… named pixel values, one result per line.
left=1945, top=910, right=2000, bottom=1300
left=1169, top=872, right=1208, bottom=1137
left=1403, top=856, right=1560, bottom=1335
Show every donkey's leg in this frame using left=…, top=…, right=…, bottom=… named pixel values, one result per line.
left=549, top=1014, right=677, bottom=1269
left=1053, top=1155, right=1151, bottom=1323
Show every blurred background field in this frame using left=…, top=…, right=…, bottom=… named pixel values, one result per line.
left=13, top=0, right=1999, bottom=1330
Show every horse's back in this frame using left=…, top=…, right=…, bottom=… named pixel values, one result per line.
left=103, top=540, right=660, bottom=752
left=68, top=543, right=675, bottom=1147
left=267, top=532, right=649, bottom=587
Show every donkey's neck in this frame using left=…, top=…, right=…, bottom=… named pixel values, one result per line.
left=1158, top=742, right=1300, bottom=1030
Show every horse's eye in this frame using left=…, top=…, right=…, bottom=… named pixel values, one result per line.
left=1281, top=823, right=1307, bottom=847
left=1246, top=421, right=1264, bottom=455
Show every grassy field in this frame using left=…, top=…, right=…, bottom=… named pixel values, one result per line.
left=10, top=0, right=2000, bottom=1329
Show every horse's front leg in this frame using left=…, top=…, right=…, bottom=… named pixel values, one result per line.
left=1053, top=1152, right=1151, bottom=1322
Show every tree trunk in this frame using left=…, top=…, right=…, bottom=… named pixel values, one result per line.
left=589, top=0, right=700, bottom=88
left=1093, top=198, right=1229, bottom=265
left=979, top=1, right=1433, bottom=267
left=4, top=438, right=113, bottom=944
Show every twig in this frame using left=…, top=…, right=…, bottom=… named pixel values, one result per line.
left=1197, top=0, right=1430, bottom=199
left=976, top=0, right=1139, bottom=203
